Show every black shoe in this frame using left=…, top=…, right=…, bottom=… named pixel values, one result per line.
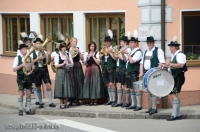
left=19, top=110, right=23, bottom=116
left=166, top=116, right=177, bottom=121
left=36, top=102, right=45, bottom=105
left=111, top=101, right=117, bottom=106
left=104, top=101, right=113, bottom=105
left=39, top=104, right=43, bottom=108
left=126, top=105, right=136, bottom=109
left=145, top=108, right=152, bottom=113
left=64, top=105, right=69, bottom=108
left=26, top=110, right=34, bottom=115
left=112, top=103, right=123, bottom=107
left=49, top=103, right=56, bottom=107
left=134, top=107, right=142, bottom=111
left=149, top=109, right=157, bottom=115
left=76, top=102, right=80, bottom=106
left=177, top=115, right=182, bottom=120
left=121, top=103, right=131, bottom=108
left=60, top=105, right=66, bottom=109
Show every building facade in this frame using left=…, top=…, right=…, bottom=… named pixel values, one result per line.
left=0, top=0, right=200, bottom=107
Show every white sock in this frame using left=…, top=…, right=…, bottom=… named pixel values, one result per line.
left=37, top=90, right=42, bottom=104
left=47, top=88, right=53, bottom=104
left=150, top=94, right=157, bottom=110
left=18, top=98, right=23, bottom=110
left=131, top=91, right=136, bottom=106
left=26, top=98, right=31, bottom=112
left=136, top=91, right=141, bottom=107
left=33, top=88, right=39, bottom=102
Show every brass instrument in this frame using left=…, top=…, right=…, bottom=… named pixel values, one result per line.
left=69, top=47, right=79, bottom=58
left=38, top=36, right=52, bottom=66
left=114, top=45, right=130, bottom=56
left=51, top=60, right=57, bottom=73
left=99, top=45, right=120, bottom=57
left=23, top=45, right=37, bottom=75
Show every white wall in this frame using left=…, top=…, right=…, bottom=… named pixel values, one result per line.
left=73, top=12, right=86, bottom=53
left=30, top=13, right=41, bottom=34
left=0, top=14, right=2, bottom=55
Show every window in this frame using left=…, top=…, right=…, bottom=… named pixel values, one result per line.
left=2, top=15, right=30, bottom=56
left=182, top=11, right=200, bottom=66
left=86, top=14, right=125, bottom=51
left=41, top=14, right=73, bottom=51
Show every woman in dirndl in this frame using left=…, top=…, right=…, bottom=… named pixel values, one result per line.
left=54, top=42, right=74, bottom=109
left=68, top=37, right=84, bottom=106
left=83, top=41, right=105, bottom=105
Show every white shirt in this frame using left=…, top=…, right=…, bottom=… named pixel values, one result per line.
left=140, top=46, right=165, bottom=70
left=54, top=51, right=74, bottom=68
left=171, top=50, right=186, bottom=64
left=117, top=47, right=131, bottom=66
left=126, top=47, right=143, bottom=69
left=51, top=51, right=57, bottom=59
left=84, top=52, right=100, bottom=62
left=104, top=46, right=112, bottom=62
left=30, top=50, right=48, bottom=67
left=13, top=53, right=25, bottom=68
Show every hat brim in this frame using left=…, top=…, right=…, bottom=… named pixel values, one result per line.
left=33, top=40, right=43, bottom=43
left=145, top=40, right=156, bottom=42
left=119, top=39, right=129, bottom=42
left=128, top=40, right=140, bottom=42
left=18, top=45, right=28, bottom=49
left=168, top=44, right=180, bottom=46
left=104, top=39, right=112, bottom=42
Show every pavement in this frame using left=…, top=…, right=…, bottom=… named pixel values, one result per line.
left=0, top=94, right=199, bottom=119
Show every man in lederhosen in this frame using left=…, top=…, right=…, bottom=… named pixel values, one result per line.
left=166, top=36, right=186, bottom=121
left=13, top=43, right=34, bottom=116
left=139, top=34, right=165, bottom=115
left=122, top=30, right=143, bottom=111
left=32, top=35, right=56, bottom=108
left=112, top=36, right=131, bottom=107
left=100, top=30, right=117, bottom=106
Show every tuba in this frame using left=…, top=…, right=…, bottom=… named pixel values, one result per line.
left=23, top=45, right=37, bottom=75
left=38, top=36, right=52, bottom=66
left=51, top=60, right=57, bottom=73
left=69, top=47, right=79, bottom=58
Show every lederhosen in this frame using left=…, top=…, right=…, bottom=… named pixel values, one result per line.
left=143, top=47, right=159, bottom=74
left=33, top=51, right=51, bottom=87
left=16, top=55, right=33, bottom=91
left=72, top=52, right=84, bottom=100
left=54, top=52, right=74, bottom=99
left=101, top=54, right=116, bottom=84
left=115, top=53, right=126, bottom=85
left=126, top=49, right=142, bottom=88
left=83, top=52, right=105, bottom=99
left=170, top=51, right=186, bottom=94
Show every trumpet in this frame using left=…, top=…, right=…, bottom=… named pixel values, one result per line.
left=99, top=45, right=120, bottom=57
left=114, top=45, right=130, bottom=56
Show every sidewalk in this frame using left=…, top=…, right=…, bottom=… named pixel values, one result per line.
left=0, top=94, right=199, bottom=119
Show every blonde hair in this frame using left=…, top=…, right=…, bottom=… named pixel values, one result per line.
left=70, top=37, right=78, bottom=43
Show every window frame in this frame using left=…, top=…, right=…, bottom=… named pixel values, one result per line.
left=182, top=11, right=200, bottom=66
left=40, top=14, right=73, bottom=52
left=85, top=13, right=125, bottom=52
left=2, top=14, right=30, bottom=56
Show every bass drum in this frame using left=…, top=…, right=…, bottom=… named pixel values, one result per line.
left=143, top=68, right=174, bottom=97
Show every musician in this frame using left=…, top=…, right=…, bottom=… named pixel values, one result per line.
left=112, top=36, right=131, bottom=107
left=83, top=42, right=105, bottom=105
left=166, top=37, right=186, bottom=121
left=54, top=42, right=74, bottom=109
left=122, top=31, right=143, bottom=111
left=100, top=30, right=117, bottom=106
left=13, top=43, right=34, bottom=116
left=32, top=36, right=56, bottom=108
left=68, top=37, right=84, bottom=106
left=17, top=32, right=31, bottom=56
left=139, top=34, right=165, bottom=115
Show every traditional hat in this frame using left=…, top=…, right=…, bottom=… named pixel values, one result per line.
left=145, top=29, right=156, bottom=42
left=18, top=44, right=28, bottom=49
left=104, top=29, right=113, bottom=41
left=168, top=36, right=180, bottom=46
left=129, top=30, right=140, bottom=42
left=119, top=36, right=129, bottom=42
left=20, top=32, right=31, bottom=42
left=33, top=34, right=43, bottom=43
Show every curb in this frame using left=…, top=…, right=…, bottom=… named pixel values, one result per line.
left=0, top=102, right=199, bottom=119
